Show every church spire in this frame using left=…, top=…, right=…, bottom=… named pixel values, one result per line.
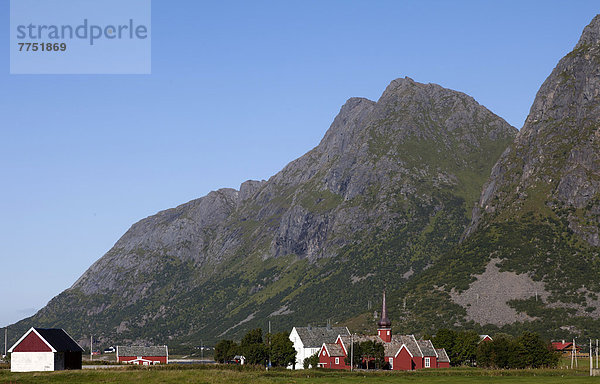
left=377, top=290, right=391, bottom=328
left=377, top=289, right=392, bottom=342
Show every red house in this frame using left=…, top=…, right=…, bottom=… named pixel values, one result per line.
left=318, top=291, right=449, bottom=371
left=116, top=345, right=168, bottom=365
left=319, top=340, right=348, bottom=369
left=479, top=335, right=493, bottom=343
left=552, top=340, right=581, bottom=356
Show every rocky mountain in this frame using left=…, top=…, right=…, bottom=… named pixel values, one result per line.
left=9, top=77, right=516, bottom=349
left=402, top=15, right=600, bottom=338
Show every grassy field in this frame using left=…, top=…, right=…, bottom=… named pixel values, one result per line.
left=1, top=365, right=599, bottom=384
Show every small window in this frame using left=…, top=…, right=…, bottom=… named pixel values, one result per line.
left=425, top=357, right=430, bottom=368
left=335, top=357, right=339, bottom=365
left=387, top=330, right=390, bottom=335
left=389, top=357, right=393, bottom=369
left=323, top=350, right=326, bottom=356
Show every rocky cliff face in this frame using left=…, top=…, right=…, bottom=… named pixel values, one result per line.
left=467, top=15, right=600, bottom=245
left=11, top=77, right=516, bottom=347
left=408, top=15, right=600, bottom=336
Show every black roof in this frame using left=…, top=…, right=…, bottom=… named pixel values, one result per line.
left=34, top=328, right=84, bottom=352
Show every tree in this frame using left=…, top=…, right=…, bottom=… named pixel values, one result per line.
left=241, top=328, right=267, bottom=365
left=354, top=340, right=385, bottom=369
left=477, top=333, right=515, bottom=369
left=241, top=328, right=263, bottom=346
left=214, top=339, right=238, bottom=363
left=432, top=329, right=456, bottom=356
left=344, top=339, right=363, bottom=368
left=304, top=352, right=320, bottom=369
left=515, top=331, right=559, bottom=368
left=453, top=330, right=479, bottom=366
left=269, top=332, right=296, bottom=368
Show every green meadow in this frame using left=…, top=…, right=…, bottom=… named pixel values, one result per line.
left=1, top=365, right=599, bottom=384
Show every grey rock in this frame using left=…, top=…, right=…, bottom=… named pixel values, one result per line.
left=466, top=14, right=600, bottom=245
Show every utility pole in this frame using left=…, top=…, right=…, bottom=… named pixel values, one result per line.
left=350, top=334, right=354, bottom=372
left=591, top=339, right=593, bottom=377
left=4, top=327, right=7, bottom=358
left=90, top=335, right=93, bottom=361
left=267, top=321, right=271, bottom=371
left=571, top=339, right=575, bottom=369
left=596, top=339, right=598, bottom=369
left=201, top=340, right=203, bottom=360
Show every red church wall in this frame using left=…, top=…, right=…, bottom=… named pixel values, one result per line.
left=437, top=361, right=450, bottom=368
left=13, top=332, right=52, bottom=352
left=413, top=357, right=423, bottom=369
left=392, top=347, right=413, bottom=370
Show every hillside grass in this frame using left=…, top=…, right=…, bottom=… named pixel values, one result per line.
left=1, top=366, right=599, bottom=384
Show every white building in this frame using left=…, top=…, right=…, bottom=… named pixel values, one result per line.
left=288, top=325, right=350, bottom=369
left=8, top=327, right=83, bottom=372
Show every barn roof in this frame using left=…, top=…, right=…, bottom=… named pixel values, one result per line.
left=117, top=345, right=168, bottom=357
left=8, top=327, right=83, bottom=353
left=294, top=326, right=350, bottom=348
left=35, top=328, right=84, bottom=352
left=436, top=348, right=450, bottom=363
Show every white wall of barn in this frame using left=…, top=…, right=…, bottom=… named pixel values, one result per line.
left=11, top=352, right=55, bottom=372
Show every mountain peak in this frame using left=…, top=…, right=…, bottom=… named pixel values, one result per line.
left=468, top=14, right=600, bottom=242
left=576, top=14, right=600, bottom=48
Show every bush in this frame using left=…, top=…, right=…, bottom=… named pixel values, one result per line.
left=304, top=352, right=320, bottom=369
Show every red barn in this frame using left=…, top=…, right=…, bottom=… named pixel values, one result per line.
left=435, top=348, right=450, bottom=368
left=318, top=291, right=449, bottom=371
left=8, top=327, right=83, bottom=372
left=116, top=345, right=168, bottom=365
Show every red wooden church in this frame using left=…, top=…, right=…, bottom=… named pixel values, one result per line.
left=318, top=291, right=450, bottom=370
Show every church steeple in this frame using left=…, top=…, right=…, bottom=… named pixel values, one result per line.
left=377, top=290, right=392, bottom=342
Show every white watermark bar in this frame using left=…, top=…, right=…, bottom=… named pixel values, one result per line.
left=10, top=0, right=151, bottom=74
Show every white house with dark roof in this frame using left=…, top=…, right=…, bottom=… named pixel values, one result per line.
left=288, top=325, right=350, bottom=369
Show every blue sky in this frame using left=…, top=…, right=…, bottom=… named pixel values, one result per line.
left=1, top=1, right=598, bottom=327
